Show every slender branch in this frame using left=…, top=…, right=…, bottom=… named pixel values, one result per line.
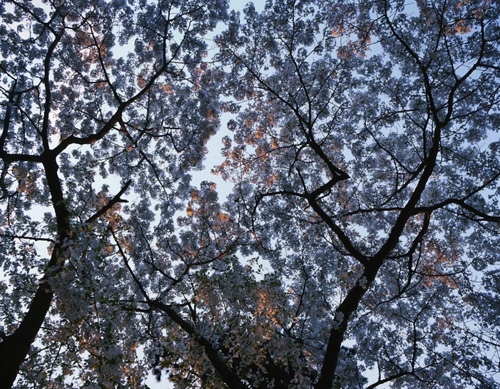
left=86, top=180, right=131, bottom=224
left=149, top=300, right=248, bottom=389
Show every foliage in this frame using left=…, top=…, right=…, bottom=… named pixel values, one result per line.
left=0, top=0, right=227, bottom=386
left=0, top=0, right=499, bottom=388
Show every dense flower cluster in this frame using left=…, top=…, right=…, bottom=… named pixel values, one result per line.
left=0, top=0, right=498, bottom=388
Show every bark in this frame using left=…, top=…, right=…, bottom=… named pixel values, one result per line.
left=0, top=156, right=69, bottom=388
left=151, top=300, right=248, bottom=389
left=314, top=112, right=443, bottom=388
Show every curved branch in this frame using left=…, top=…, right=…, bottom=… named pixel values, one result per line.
left=149, top=300, right=248, bottom=389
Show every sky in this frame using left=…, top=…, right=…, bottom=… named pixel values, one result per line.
left=10, top=0, right=494, bottom=387
left=148, top=1, right=264, bottom=387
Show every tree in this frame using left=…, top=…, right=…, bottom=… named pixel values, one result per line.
left=206, top=0, right=499, bottom=387
left=0, top=0, right=227, bottom=386
left=145, top=0, right=499, bottom=387
left=1, top=0, right=499, bottom=388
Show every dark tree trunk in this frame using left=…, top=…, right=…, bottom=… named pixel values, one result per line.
left=0, top=156, right=70, bottom=388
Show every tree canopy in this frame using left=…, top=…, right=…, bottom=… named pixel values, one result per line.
left=0, top=0, right=499, bottom=388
